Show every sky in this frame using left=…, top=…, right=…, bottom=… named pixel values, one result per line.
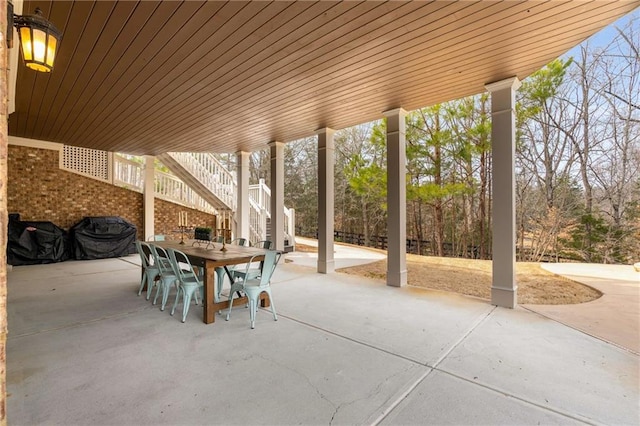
left=564, top=9, right=639, bottom=57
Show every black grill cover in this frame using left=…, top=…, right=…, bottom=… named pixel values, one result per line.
left=7, top=218, right=70, bottom=265
left=70, top=216, right=137, bottom=260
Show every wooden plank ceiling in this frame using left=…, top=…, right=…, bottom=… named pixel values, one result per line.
left=9, top=1, right=639, bottom=155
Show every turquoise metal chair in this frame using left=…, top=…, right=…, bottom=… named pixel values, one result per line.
left=226, top=250, right=281, bottom=329
left=215, top=237, right=250, bottom=301
left=147, top=234, right=166, bottom=241
left=136, top=241, right=159, bottom=300
left=254, top=240, right=273, bottom=249
left=232, top=240, right=272, bottom=282
left=229, top=238, right=249, bottom=246
left=167, top=248, right=204, bottom=323
left=149, top=244, right=178, bottom=311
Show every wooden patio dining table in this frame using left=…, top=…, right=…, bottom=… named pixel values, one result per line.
left=153, top=240, right=273, bottom=324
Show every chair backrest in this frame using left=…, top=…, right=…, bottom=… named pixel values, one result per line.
left=255, top=240, right=272, bottom=249
left=136, top=241, right=153, bottom=268
left=213, top=235, right=225, bottom=243
left=258, top=250, right=281, bottom=286
left=167, top=248, right=201, bottom=285
left=147, top=235, right=166, bottom=242
left=149, top=244, right=174, bottom=275
left=230, top=238, right=249, bottom=247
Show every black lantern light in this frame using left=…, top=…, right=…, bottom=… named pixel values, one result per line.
left=9, top=4, right=62, bottom=72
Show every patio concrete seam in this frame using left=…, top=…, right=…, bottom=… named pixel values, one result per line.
left=70, top=266, right=139, bottom=277
left=368, top=367, right=435, bottom=426
left=434, top=368, right=600, bottom=426
left=430, top=305, right=498, bottom=368
left=118, top=257, right=142, bottom=267
left=7, top=266, right=139, bottom=282
left=340, top=305, right=499, bottom=426
left=520, top=305, right=640, bottom=356
left=7, top=305, right=156, bottom=340
left=369, top=306, right=498, bottom=425
left=371, top=306, right=498, bottom=425
left=273, top=311, right=426, bottom=366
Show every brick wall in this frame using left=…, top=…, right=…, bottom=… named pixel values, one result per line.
left=8, top=145, right=217, bottom=240
left=154, top=198, right=218, bottom=241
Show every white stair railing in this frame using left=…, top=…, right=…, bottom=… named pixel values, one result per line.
left=113, top=154, right=217, bottom=214
left=113, top=155, right=143, bottom=190
left=169, top=154, right=294, bottom=246
left=154, top=170, right=218, bottom=214
left=165, top=152, right=236, bottom=211
left=248, top=179, right=295, bottom=246
left=248, top=196, right=264, bottom=244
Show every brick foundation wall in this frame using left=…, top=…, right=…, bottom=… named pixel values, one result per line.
left=8, top=145, right=217, bottom=240
left=154, top=198, right=218, bottom=241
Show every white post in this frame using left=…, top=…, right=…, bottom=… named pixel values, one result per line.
left=143, top=155, right=155, bottom=240
left=317, top=128, right=335, bottom=273
left=385, top=108, right=408, bottom=287
left=259, top=178, right=267, bottom=240
left=485, top=77, right=521, bottom=308
left=236, top=151, right=250, bottom=240
left=269, top=141, right=285, bottom=251
left=289, top=209, right=296, bottom=250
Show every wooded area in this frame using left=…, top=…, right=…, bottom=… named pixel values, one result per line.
left=247, top=17, right=639, bottom=264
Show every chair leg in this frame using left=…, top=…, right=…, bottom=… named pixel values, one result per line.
left=160, top=279, right=170, bottom=311
left=138, top=271, right=147, bottom=296
left=152, top=279, right=162, bottom=305
left=171, top=286, right=182, bottom=316
left=157, top=278, right=169, bottom=309
left=249, top=297, right=257, bottom=329
left=225, top=290, right=236, bottom=321
left=161, top=279, right=178, bottom=311
left=193, top=286, right=200, bottom=305
left=182, top=291, right=193, bottom=323
left=146, top=279, right=154, bottom=301
left=266, top=289, right=277, bottom=322
left=147, top=276, right=159, bottom=301
left=215, top=267, right=225, bottom=301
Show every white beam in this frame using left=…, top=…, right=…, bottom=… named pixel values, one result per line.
left=485, top=77, right=521, bottom=308
left=269, top=141, right=285, bottom=251
left=235, top=151, right=250, bottom=240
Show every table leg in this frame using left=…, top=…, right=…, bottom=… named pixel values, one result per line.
left=203, top=266, right=215, bottom=324
left=260, top=293, right=270, bottom=308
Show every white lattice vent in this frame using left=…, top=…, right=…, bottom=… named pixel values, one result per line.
left=61, top=145, right=111, bottom=182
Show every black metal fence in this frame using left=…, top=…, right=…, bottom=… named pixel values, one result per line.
left=297, top=228, right=579, bottom=262
left=302, top=229, right=479, bottom=258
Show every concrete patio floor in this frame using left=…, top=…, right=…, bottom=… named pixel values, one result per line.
left=6, top=249, right=640, bottom=425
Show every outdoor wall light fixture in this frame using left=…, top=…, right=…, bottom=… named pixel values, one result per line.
left=7, top=2, right=62, bottom=72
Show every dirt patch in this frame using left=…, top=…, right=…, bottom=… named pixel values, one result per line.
left=295, top=244, right=601, bottom=305
left=293, top=243, right=318, bottom=253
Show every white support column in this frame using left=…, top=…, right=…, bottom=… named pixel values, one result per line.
left=143, top=155, right=155, bottom=240
left=269, top=141, right=285, bottom=251
left=485, top=77, right=521, bottom=309
left=384, top=108, right=407, bottom=287
left=317, top=128, right=335, bottom=273
left=236, top=151, right=250, bottom=240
